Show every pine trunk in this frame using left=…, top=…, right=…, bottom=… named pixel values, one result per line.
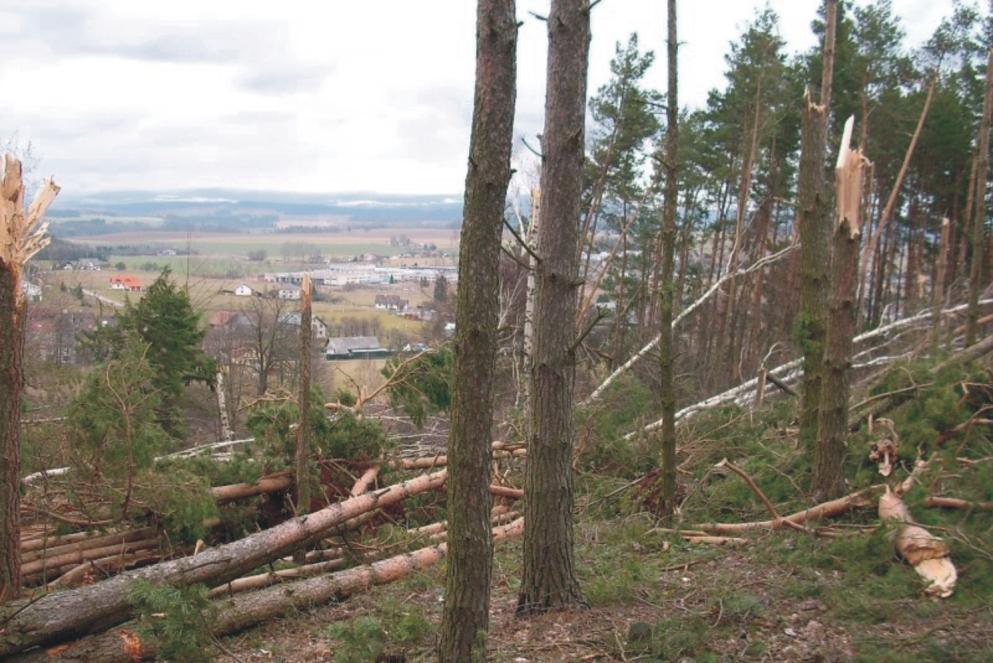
left=0, top=260, right=23, bottom=602
left=518, top=0, right=589, bottom=616
left=295, top=275, right=312, bottom=517
left=656, top=0, right=680, bottom=519
left=796, top=0, right=836, bottom=456
left=967, top=50, right=993, bottom=346
left=438, top=0, right=517, bottom=658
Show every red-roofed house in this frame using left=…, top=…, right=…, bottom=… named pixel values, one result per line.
left=110, top=275, right=144, bottom=292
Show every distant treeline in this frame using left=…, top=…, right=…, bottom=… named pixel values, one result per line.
left=35, top=236, right=108, bottom=262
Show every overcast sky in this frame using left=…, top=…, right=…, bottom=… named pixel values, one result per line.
left=0, top=0, right=950, bottom=196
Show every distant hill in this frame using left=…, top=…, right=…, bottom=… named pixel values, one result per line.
left=48, top=189, right=464, bottom=235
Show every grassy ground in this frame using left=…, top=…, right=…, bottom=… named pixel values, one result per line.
left=223, top=503, right=993, bottom=662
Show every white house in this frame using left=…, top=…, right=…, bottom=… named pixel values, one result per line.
left=234, top=284, right=254, bottom=297
left=277, top=287, right=301, bottom=300
left=21, top=281, right=42, bottom=302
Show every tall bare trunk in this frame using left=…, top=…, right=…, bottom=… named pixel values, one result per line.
left=518, top=0, right=589, bottom=616
left=932, top=217, right=952, bottom=347
left=967, top=50, right=993, bottom=346
left=814, top=116, right=867, bottom=500
left=656, top=0, right=680, bottom=519
left=438, top=1, right=517, bottom=658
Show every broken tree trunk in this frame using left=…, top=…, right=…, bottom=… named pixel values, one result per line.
left=16, top=518, right=525, bottom=663
left=0, top=469, right=447, bottom=657
left=814, top=116, right=869, bottom=500
left=1, top=154, right=58, bottom=601
left=879, top=489, right=956, bottom=598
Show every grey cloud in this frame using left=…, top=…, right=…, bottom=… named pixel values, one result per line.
left=236, top=64, right=332, bottom=94
left=10, top=4, right=287, bottom=64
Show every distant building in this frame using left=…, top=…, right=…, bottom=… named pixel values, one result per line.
left=234, top=284, right=254, bottom=297
left=208, top=310, right=252, bottom=329
left=277, top=287, right=301, bottom=300
left=374, top=294, right=409, bottom=312
left=279, top=312, right=330, bottom=340
left=109, top=275, right=143, bottom=292
left=325, top=336, right=391, bottom=360
left=22, top=281, right=42, bottom=303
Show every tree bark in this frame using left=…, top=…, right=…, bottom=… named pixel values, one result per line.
left=967, top=50, right=993, bottom=346
left=796, top=0, right=837, bottom=459
left=438, top=1, right=517, bottom=659
left=518, top=0, right=589, bottom=616
left=656, top=0, right=680, bottom=519
left=0, top=470, right=447, bottom=657
left=295, top=275, right=313, bottom=519
left=814, top=116, right=867, bottom=500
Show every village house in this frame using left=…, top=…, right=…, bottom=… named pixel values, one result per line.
left=234, top=283, right=254, bottom=297
left=324, top=336, right=391, bottom=360
left=109, top=275, right=143, bottom=292
left=207, top=310, right=252, bottom=329
left=277, top=286, right=301, bottom=300
left=21, top=281, right=42, bottom=303
left=374, top=294, right=409, bottom=312
left=279, top=312, right=330, bottom=340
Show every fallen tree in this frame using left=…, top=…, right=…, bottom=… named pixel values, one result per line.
left=625, top=298, right=993, bottom=440
left=692, top=485, right=884, bottom=535
left=14, top=518, right=525, bottom=662
left=0, top=469, right=447, bottom=657
left=583, top=244, right=798, bottom=406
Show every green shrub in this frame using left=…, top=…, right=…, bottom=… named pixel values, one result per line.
left=129, top=581, right=216, bottom=663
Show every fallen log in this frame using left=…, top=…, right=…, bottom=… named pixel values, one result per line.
left=489, top=485, right=524, bottom=499
left=21, top=538, right=160, bottom=580
left=349, top=466, right=380, bottom=496
left=46, top=552, right=161, bottom=590
left=626, top=298, right=993, bottom=439
left=694, top=485, right=883, bottom=534
left=17, top=518, right=525, bottom=663
left=206, top=557, right=347, bottom=598
left=21, top=528, right=156, bottom=566
left=0, top=469, right=447, bottom=658
left=20, top=529, right=124, bottom=554
left=682, top=535, right=749, bottom=546
left=923, top=496, right=993, bottom=511
left=879, top=489, right=957, bottom=598
left=209, top=472, right=292, bottom=505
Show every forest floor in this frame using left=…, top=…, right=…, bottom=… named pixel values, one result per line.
left=218, top=356, right=993, bottom=662
left=223, top=512, right=993, bottom=662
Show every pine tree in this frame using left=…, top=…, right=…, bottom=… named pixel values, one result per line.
left=438, top=0, right=517, bottom=658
